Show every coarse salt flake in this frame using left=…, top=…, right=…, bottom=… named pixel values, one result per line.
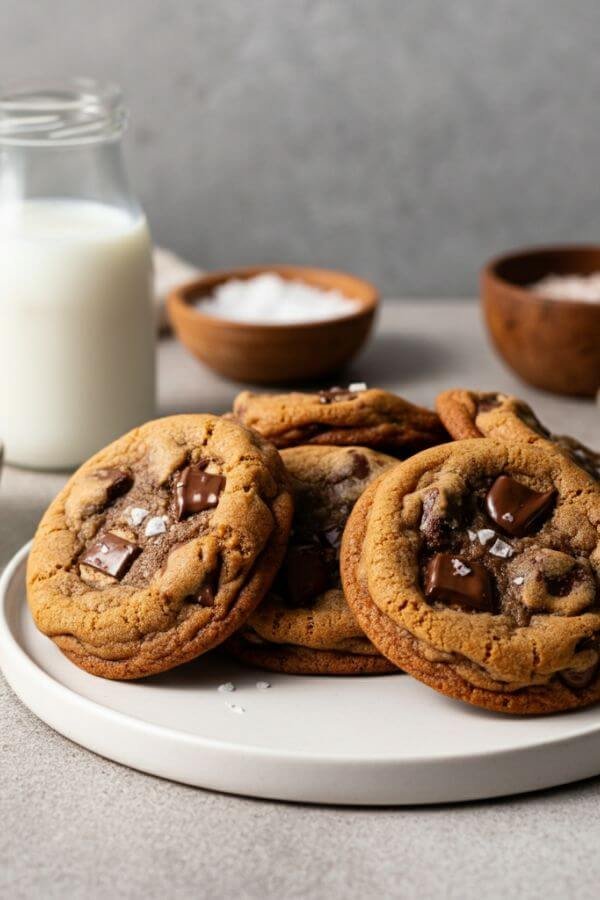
left=489, top=538, right=514, bottom=559
left=256, top=681, right=271, bottom=690
left=145, top=515, right=168, bottom=537
left=477, top=529, right=496, bottom=545
left=467, top=529, right=477, bottom=542
left=451, top=558, right=471, bottom=577
left=218, top=682, right=235, bottom=693
left=502, top=512, right=514, bottom=523
left=348, top=382, right=367, bottom=392
left=196, top=272, right=361, bottom=324
left=129, top=507, right=149, bottom=526
left=513, top=576, right=525, bottom=586
left=227, top=703, right=245, bottom=714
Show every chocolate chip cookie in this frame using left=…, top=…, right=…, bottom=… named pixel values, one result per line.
left=227, top=444, right=399, bottom=675
left=437, top=388, right=599, bottom=481
left=341, top=439, right=600, bottom=713
left=27, top=415, right=293, bottom=679
left=232, top=386, right=448, bottom=455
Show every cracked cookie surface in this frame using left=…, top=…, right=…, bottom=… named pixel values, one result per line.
left=227, top=444, right=398, bottom=675
left=436, top=388, right=599, bottom=482
left=233, top=387, right=448, bottom=455
left=341, top=439, right=600, bottom=713
left=27, top=415, right=293, bottom=679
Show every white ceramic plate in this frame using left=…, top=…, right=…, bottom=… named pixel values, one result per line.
left=3, top=542, right=600, bottom=805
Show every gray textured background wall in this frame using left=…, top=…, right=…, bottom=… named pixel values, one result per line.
left=3, top=0, right=600, bottom=295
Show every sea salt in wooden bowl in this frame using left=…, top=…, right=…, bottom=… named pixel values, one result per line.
left=167, top=265, right=378, bottom=384
left=482, top=246, right=600, bottom=397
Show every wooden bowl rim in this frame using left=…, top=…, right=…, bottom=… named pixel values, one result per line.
left=167, top=265, right=379, bottom=333
left=482, top=244, right=600, bottom=313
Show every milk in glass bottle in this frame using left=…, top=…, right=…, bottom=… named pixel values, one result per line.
left=0, top=79, right=155, bottom=469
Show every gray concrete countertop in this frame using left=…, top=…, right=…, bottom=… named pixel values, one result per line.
left=1, top=300, right=599, bottom=899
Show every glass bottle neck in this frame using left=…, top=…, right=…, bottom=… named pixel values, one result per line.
left=0, top=138, right=141, bottom=217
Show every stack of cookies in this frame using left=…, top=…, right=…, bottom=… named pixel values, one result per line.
left=28, top=384, right=600, bottom=715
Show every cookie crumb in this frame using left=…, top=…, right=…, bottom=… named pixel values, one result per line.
left=218, top=682, right=235, bottom=693
left=489, top=538, right=514, bottom=558
left=256, top=681, right=271, bottom=690
left=227, top=703, right=245, bottom=714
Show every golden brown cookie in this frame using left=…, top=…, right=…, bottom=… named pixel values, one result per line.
left=437, top=388, right=599, bottom=481
left=341, top=439, right=600, bottom=713
left=233, top=386, right=448, bottom=455
left=227, top=444, right=399, bottom=675
left=27, top=415, right=293, bottom=680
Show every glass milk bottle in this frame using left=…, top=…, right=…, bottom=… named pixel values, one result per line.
left=0, top=78, right=155, bottom=469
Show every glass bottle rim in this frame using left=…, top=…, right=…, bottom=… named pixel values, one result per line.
left=0, top=77, right=127, bottom=147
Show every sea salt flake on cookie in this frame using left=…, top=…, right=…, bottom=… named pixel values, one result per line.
left=451, top=558, right=472, bottom=577
left=489, top=538, right=514, bottom=558
left=145, top=515, right=168, bottom=537
left=477, top=528, right=496, bottom=545
left=129, top=506, right=149, bottom=526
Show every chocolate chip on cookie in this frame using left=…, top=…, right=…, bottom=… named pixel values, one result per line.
left=226, top=444, right=399, bottom=676
left=486, top=475, right=556, bottom=537
left=232, top=387, right=448, bottom=456
left=27, top=415, right=293, bottom=680
left=80, top=532, right=141, bottom=580
left=175, top=463, right=226, bottom=519
left=436, top=388, right=599, bottom=482
left=341, top=438, right=600, bottom=713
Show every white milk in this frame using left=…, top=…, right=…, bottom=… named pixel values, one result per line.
left=0, top=199, right=155, bottom=469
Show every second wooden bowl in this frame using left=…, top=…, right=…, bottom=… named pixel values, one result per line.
left=482, top=246, right=600, bottom=397
left=167, top=265, right=378, bottom=384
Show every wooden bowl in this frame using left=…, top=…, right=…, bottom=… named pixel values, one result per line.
left=482, top=246, right=600, bottom=397
left=167, top=265, right=378, bottom=384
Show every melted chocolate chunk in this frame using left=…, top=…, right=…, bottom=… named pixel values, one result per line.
left=425, top=552, right=494, bottom=612
left=176, top=464, right=225, bottom=520
left=477, top=394, right=502, bottom=413
left=560, top=639, right=600, bottom=689
left=419, top=489, right=465, bottom=549
left=283, top=545, right=330, bottom=607
left=94, top=467, right=132, bottom=501
left=486, top=475, right=555, bottom=537
left=80, top=532, right=141, bottom=580
left=193, top=584, right=216, bottom=606
left=349, top=451, right=370, bottom=480
left=318, top=387, right=357, bottom=405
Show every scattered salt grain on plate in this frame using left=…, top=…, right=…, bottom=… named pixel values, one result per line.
left=227, top=703, right=245, bottom=714
left=256, top=681, right=271, bottom=690
left=218, top=682, right=235, bottom=693
left=196, top=272, right=361, bottom=324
